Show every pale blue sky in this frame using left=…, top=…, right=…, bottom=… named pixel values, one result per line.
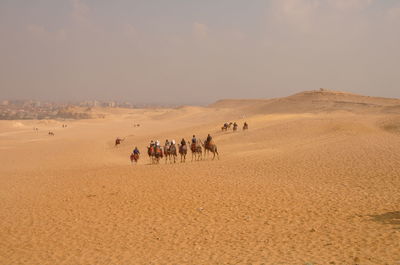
left=1, top=0, right=399, bottom=104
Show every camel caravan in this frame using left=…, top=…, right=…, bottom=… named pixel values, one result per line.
left=143, top=134, right=219, bottom=165
left=222, top=121, right=248, bottom=132
left=123, top=122, right=250, bottom=165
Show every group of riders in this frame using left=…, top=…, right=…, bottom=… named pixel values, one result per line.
left=129, top=121, right=249, bottom=164
left=222, top=121, right=248, bottom=131
left=130, top=133, right=218, bottom=164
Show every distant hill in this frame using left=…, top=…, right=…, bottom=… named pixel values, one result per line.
left=209, top=89, right=400, bottom=115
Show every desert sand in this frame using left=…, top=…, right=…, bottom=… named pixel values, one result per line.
left=0, top=90, right=399, bottom=265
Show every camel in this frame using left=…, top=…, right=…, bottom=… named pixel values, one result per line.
left=178, top=144, right=187, bottom=162
left=163, top=144, right=177, bottom=164
left=163, top=144, right=171, bottom=163
left=201, top=139, right=219, bottom=160
left=115, top=137, right=125, bottom=147
left=48, top=131, right=55, bottom=136
left=166, top=144, right=177, bottom=164
left=190, top=142, right=203, bottom=161
left=148, top=145, right=163, bottom=164
left=233, top=123, right=238, bottom=132
left=147, top=146, right=154, bottom=163
left=130, top=153, right=139, bottom=164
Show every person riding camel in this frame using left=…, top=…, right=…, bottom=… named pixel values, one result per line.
left=154, top=140, right=162, bottom=156
left=165, top=139, right=170, bottom=147
left=149, top=140, right=155, bottom=153
left=131, top=146, right=140, bottom=164
left=191, top=135, right=197, bottom=150
left=181, top=138, right=186, bottom=146
left=133, top=147, right=140, bottom=155
left=206, top=134, right=213, bottom=148
left=169, top=140, right=176, bottom=155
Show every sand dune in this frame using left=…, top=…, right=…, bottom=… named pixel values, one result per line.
left=211, top=89, right=400, bottom=115
left=1, top=90, right=399, bottom=264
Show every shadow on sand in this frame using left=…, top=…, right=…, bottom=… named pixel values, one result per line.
left=369, top=211, right=400, bottom=230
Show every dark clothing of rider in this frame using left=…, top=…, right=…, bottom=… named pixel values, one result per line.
left=192, top=137, right=197, bottom=144
left=133, top=148, right=140, bottom=155
left=181, top=139, right=186, bottom=146
left=206, top=135, right=212, bottom=143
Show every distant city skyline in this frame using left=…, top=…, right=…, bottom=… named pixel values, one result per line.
left=1, top=0, right=400, bottom=104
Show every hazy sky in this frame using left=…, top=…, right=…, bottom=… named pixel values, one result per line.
left=1, top=0, right=399, bottom=104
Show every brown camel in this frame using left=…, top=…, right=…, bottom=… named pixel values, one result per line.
left=115, top=137, right=125, bottom=147
left=233, top=123, right=238, bottom=132
left=190, top=142, right=203, bottom=161
left=178, top=144, right=187, bottom=162
left=130, top=153, right=139, bottom=164
left=201, top=139, right=219, bottom=160
left=166, top=144, right=177, bottom=163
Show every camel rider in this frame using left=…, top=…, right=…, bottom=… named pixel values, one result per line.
left=181, top=138, right=186, bottom=146
left=133, top=147, right=140, bottom=155
left=153, top=140, right=159, bottom=153
left=149, top=140, right=155, bottom=148
left=165, top=139, right=170, bottom=147
left=205, top=134, right=212, bottom=148
left=171, top=139, right=176, bottom=145
left=206, top=133, right=212, bottom=143
left=191, top=135, right=197, bottom=150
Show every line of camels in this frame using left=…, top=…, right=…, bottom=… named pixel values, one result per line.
left=144, top=138, right=219, bottom=165
left=127, top=122, right=249, bottom=165
left=222, top=122, right=248, bottom=132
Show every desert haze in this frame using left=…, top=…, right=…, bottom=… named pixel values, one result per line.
left=0, top=90, right=399, bottom=265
